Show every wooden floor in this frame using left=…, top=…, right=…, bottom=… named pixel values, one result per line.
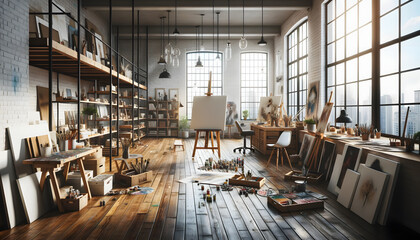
left=0, top=138, right=415, bottom=240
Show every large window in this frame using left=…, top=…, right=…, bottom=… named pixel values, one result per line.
left=326, top=0, right=420, bottom=136
left=379, top=0, right=420, bottom=136
left=186, top=52, right=223, bottom=119
left=287, top=21, right=308, bottom=120
left=326, top=0, right=373, bottom=128
left=240, top=52, right=268, bottom=120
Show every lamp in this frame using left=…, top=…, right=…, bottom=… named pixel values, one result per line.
left=336, top=109, right=352, bottom=130
left=215, top=11, right=221, bottom=63
left=165, top=10, right=173, bottom=64
left=195, top=26, right=203, bottom=68
left=173, top=0, right=180, bottom=35
left=225, top=0, right=232, bottom=61
left=239, top=0, right=248, bottom=49
left=258, top=0, right=267, bottom=46
left=158, top=17, right=166, bottom=65
left=200, top=14, right=205, bottom=50
left=159, top=67, right=171, bottom=78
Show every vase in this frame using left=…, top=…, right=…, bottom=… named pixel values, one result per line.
left=123, top=146, right=129, bottom=159
left=307, top=124, right=316, bottom=132
left=361, top=133, right=370, bottom=141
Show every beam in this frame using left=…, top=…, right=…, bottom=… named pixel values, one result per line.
left=83, top=0, right=312, bottom=10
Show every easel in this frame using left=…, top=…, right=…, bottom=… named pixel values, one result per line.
left=192, top=72, right=222, bottom=159
left=306, top=92, right=334, bottom=171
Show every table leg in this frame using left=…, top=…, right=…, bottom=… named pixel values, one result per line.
left=115, top=161, right=122, bottom=174
left=204, top=131, right=209, bottom=148
left=192, top=130, right=199, bottom=157
left=48, top=169, right=64, bottom=212
left=210, top=131, right=215, bottom=153
left=39, top=169, right=48, bottom=192
left=63, top=162, right=70, bottom=181
left=216, top=131, right=221, bottom=159
left=78, top=158, right=92, bottom=199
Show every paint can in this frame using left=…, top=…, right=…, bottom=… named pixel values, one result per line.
left=295, top=180, right=306, bottom=192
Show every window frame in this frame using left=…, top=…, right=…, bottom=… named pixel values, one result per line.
left=186, top=51, right=224, bottom=120
left=239, top=52, right=269, bottom=120
left=286, top=20, right=309, bottom=121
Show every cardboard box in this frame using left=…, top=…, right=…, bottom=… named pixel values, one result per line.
left=114, top=170, right=153, bottom=187
left=84, top=157, right=105, bottom=176
left=66, top=170, right=93, bottom=193
left=61, top=194, right=88, bottom=212
left=88, top=174, right=113, bottom=196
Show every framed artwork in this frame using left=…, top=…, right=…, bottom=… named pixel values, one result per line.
left=95, top=33, right=105, bottom=61
left=317, top=102, right=333, bottom=133
left=36, top=16, right=60, bottom=42
left=257, top=96, right=282, bottom=122
left=155, top=88, right=165, bottom=101
left=337, top=169, right=360, bottom=208
left=299, top=134, right=316, bottom=167
left=225, top=101, right=239, bottom=126
left=306, top=81, right=319, bottom=120
left=318, top=140, right=336, bottom=174
left=66, top=89, right=72, bottom=98
left=365, top=154, right=400, bottom=225
left=168, top=88, right=179, bottom=101
left=52, top=2, right=68, bottom=42
left=350, top=164, right=389, bottom=224
left=67, top=25, right=78, bottom=51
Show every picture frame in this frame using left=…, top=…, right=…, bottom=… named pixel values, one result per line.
left=67, top=25, right=78, bottom=51
left=95, top=33, right=105, bottom=61
left=168, top=88, right=179, bottom=101
left=66, top=89, right=72, bottom=98
left=155, top=88, right=165, bottom=101
left=86, top=51, right=93, bottom=60
left=36, top=16, right=60, bottom=42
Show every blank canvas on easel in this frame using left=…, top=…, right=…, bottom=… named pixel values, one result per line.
left=190, top=96, right=227, bottom=130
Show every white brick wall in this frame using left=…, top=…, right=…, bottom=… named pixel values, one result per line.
left=0, top=0, right=107, bottom=150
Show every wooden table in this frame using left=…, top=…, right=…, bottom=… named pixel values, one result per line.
left=23, top=147, right=100, bottom=212
left=113, top=154, right=143, bottom=174
left=250, top=124, right=298, bottom=155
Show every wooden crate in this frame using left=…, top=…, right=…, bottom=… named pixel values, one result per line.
left=114, top=170, right=153, bottom=187
left=84, top=157, right=105, bottom=176
left=61, top=194, right=88, bottom=212
left=268, top=195, right=324, bottom=213
left=229, top=175, right=265, bottom=188
left=284, top=170, right=323, bottom=183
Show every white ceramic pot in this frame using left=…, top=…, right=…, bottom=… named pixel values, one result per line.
left=182, top=130, right=189, bottom=139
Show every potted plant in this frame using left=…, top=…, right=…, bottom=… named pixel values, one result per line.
left=82, top=106, right=97, bottom=120
left=242, top=110, right=249, bottom=120
left=179, top=116, right=190, bottom=139
left=304, top=118, right=316, bottom=132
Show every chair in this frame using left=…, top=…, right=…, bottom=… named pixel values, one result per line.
left=233, top=121, right=255, bottom=154
left=266, top=131, right=293, bottom=170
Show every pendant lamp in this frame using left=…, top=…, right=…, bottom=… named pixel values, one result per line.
left=159, top=67, right=171, bottom=78
left=173, top=0, right=180, bottom=35
left=158, top=17, right=166, bottom=65
left=200, top=14, right=205, bottom=50
left=258, top=0, right=267, bottom=46
left=225, top=0, right=232, bottom=61
left=165, top=10, right=173, bottom=64
left=195, top=25, right=203, bottom=68
left=239, top=0, right=248, bottom=49
left=215, top=11, right=221, bottom=63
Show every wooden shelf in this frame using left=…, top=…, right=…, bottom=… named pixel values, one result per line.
left=79, top=130, right=118, bottom=141
left=53, top=100, right=117, bottom=106
left=29, top=38, right=147, bottom=90
left=88, top=91, right=118, bottom=95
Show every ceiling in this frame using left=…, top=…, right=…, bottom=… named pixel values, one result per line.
left=83, top=0, right=312, bottom=39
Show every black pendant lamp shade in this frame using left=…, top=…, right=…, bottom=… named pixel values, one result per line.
left=336, top=109, right=353, bottom=123
left=159, top=67, right=171, bottom=78
left=258, top=0, right=267, bottom=46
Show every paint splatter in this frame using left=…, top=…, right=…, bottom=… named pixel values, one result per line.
left=13, top=67, right=20, bottom=94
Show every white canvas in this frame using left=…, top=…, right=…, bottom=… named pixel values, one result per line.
left=7, top=121, right=51, bottom=178
left=328, top=154, right=343, bottom=195
left=336, top=145, right=362, bottom=189
left=365, top=154, right=400, bottom=225
left=190, top=96, right=227, bottom=130
left=257, top=96, right=282, bottom=122
left=16, top=171, right=55, bottom=223
left=0, top=150, right=25, bottom=228
left=95, top=33, right=105, bottom=60
left=337, top=169, right=360, bottom=208
left=350, top=164, right=389, bottom=224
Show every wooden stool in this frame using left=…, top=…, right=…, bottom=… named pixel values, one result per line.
left=173, top=140, right=184, bottom=152
left=114, top=154, right=143, bottom=174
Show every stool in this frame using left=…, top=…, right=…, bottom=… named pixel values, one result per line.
left=173, top=140, right=184, bottom=152
left=114, top=154, right=143, bottom=174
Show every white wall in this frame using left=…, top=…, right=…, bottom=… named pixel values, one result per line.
left=145, top=37, right=275, bottom=118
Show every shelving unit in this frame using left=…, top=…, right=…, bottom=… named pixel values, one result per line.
left=148, top=100, right=179, bottom=137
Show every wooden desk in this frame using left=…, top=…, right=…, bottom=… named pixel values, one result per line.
left=23, top=147, right=100, bottom=212
left=251, top=125, right=298, bottom=155
left=300, top=130, right=420, bottom=233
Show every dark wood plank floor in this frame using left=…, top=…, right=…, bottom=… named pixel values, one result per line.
left=0, top=138, right=413, bottom=239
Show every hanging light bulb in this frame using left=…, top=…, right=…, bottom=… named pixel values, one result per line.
left=258, top=0, right=267, bottom=46
left=195, top=25, right=203, bottom=68
left=200, top=14, right=205, bottom=50
left=215, top=11, right=221, bottom=63
left=225, top=0, right=232, bottom=61
left=158, top=16, right=166, bottom=65
left=165, top=10, right=173, bottom=64
left=239, top=0, right=248, bottom=50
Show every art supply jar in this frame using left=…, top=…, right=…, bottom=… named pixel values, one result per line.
left=295, top=180, right=306, bottom=192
